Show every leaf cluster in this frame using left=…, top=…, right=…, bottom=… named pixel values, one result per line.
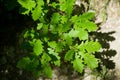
left=17, top=0, right=101, bottom=78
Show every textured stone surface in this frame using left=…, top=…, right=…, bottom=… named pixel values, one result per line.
left=94, top=0, right=120, bottom=80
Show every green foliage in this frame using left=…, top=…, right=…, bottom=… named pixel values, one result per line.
left=17, top=0, right=102, bottom=78
left=32, top=39, right=43, bottom=56
left=17, top=57, right=31, bottom=69
left=65, top=49, right=74, bottom=61
left=73, top=58, right=84, bottom=73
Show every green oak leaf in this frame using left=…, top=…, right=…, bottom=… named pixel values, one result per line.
left=48, top=41, right=57, bottom=49
left=51, top=13, right=61, bottom=24
left=68, top=29, right=79, bottom=37
left=32, top=5, right=42, bottom=21
left=37, top=23, right=43, bottom=30
left=27, top=58, right=39, bottom=70
left=48, top=48, right=60, bottom=66
left=84, top=53, right=98, bottom=69
left=73, top=58, right=84, bottom=73
left=65, top=0, right=75, bottom=17
left=18, top=0, right=36, bottom=14
left=78, top=28, right=88, bottom=40
left=41, top=53, right=51, bottom=65
left=54, top=59, right=60, bottom=66
left=33, top=39, right=43, bottom=56
left=43, top=65, right=52, bottom=78
left=65, top=49, right=74, bottom=61
left=48, top=48, right=60, bottom=59
left=85, top=41, right=101, bottom=53
left=79, top=12, right=95, bottom=20
left=77, top=19, right=98, bottom=32
left=63, top=33, right=73, bottom=45
left=17, top=57, right=31, bottom=69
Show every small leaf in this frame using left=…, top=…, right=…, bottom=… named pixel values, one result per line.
left=43, top=65, right=52, bottom=78
left=68, top=29, right=79, bottom=37
left=33, top=39, right=43, bottom=56
left=33, top=70, right=41, bottom=78
left=77, top=20, right=98, bottom=32
left=37, top=23, right=43, bottom=30
left=42, top=24, right=48, bottom=34
left=48, top=41, right=57, bottom=49
left=61, top=16, right=67, bottom=24
left=73, top=58, right=84, bottom=73
left=84, top=53, right=98, bottom=69
left=85, top=41, right=101, bottom=53
left=80, top=12, right=95, bottom=20
left=59, top=0, right=66, bottom=11
left=56, top=42, right=64, bottom=52
left=63, top=33, right=73, bottom=45
left=65, top=0, right=75, bottom=17
left=41, top=53, right=51, bottom=65
left=32, top=5, right=42, bottom=20
left=65, top=49, right=74, bottom=61
left=27, top=58, right=39, bottom=70
left=48, top=48, right=60, bottom=66
left=77, top=42, right=86, bottom=52
left=48, top=48, right=60, bottom=60
left=78, top=28, right=88, bottom=40
left=17, top=57, right=31, bottom=69
left=18, top=0, right=36, bottom=14
left=37, top=0, right=44, bottom=6
left=83, top=21, right=98, bottom=32
left=51, top=13, right=61, bottom=24
left=70, top=15, right=79, bottom=23
left=54, top=59, right=60, bottom=66
left=51, top=2, right=58, bottom=8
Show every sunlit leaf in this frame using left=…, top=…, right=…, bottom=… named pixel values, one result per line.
left=80, top=12, right=95, bottom=20
left=32, top=5, right=42, bottom=20
left=18, top=0, right=36, bottom=14
left=33, top=39, right=43, bottom=56
left=73, top=58, right=84, bottom=73
left=78, top=28, right=88, bottom=40
left=84, top=53, right=98, bottom=69
left=48, top=41, right=57, bottom=49
left=37, top=23, right=43, bottom=30
left=85, top=41, right=101, bottom=53
left=51, top=13, right=61, bottom=24
left=68, top=29, right=79, bottom=37
left=65, top=49, right=74, bottom=61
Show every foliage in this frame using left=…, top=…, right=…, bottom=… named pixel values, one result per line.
left=17, top=0, right=101, bottom=78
